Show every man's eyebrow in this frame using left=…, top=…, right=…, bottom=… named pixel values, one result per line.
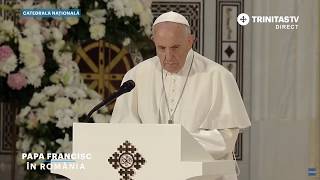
left=171, top=44, right=181, bottom=48
left=157, top=44, right=181, bottom=48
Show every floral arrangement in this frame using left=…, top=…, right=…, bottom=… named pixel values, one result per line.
left=0, top=0, right=154, bottom=179
left=0, top=18, right=59, bottom=106
left=0, top=0, right=153, bottom=105
left=12, top=0, right=154, bottom=46
left=16, top=82, right=110, bottom=179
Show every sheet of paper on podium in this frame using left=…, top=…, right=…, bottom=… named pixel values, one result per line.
left=51, top=123, right=236, bottom=180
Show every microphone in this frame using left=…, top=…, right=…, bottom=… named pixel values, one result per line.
left=85, top=80, right=135, bottom=121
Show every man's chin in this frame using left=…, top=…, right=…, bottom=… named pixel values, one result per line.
left=164, top=67, right=179, bottom=73
left=163, top=64, right=181, bottom=73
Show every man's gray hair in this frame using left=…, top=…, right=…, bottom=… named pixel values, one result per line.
left=151, top=23, right=191, bottom=38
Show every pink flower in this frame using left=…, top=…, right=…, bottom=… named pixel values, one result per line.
left=7, top=72, right=28, bottom=90
left=0, top=45, right=14, bottom=62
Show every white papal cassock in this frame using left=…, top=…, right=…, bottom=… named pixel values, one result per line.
left=111, top=49, right=251, bottom=180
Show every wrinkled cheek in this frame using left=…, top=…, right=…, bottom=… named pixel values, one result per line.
left=156, top=53, right=165, bottom=64
left=156, top=51, right=165, bottom=59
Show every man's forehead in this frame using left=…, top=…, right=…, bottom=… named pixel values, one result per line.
left=154, top=36, right=185, bottom=48
left=156, top=42, right=183, bottom=47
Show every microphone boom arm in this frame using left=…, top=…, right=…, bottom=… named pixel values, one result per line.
left=85, top=80, right=135, bottom=122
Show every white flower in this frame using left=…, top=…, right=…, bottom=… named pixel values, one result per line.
left=26, top=111, right=39, bottom=129
left=87, top=9, right=107, bottom=25
left=71, top=99, right=99, bottom=117
left=56, top=117, right=74, bottom=129
left=43, top=85, right=62, bottom=96
left=31, top=143, right=44, bottom=153
left=39, top=140, right=46, bottom=146
left=51, top=64, right=79, bottom=86
left=36, top=1, right=55, bottom=8
left=0, top=19, right=15, bottom=34
left=139, top=0, right=152, bottom=8
left=65, top=17, right=79, bottom=26
left=54, top=51, right=73, bottom=64
left=144, top=25, right=152, bottom=36
left=21, top=136, right=33, bottom=152
left=15, top=0, right=34, bottom=9
left=86, top=88, right=101, bottom=99
left=93, top=113, right=109, bottom=123
left=44, top=102, right=55, bottom=117
left=0, top=18, right=19, bottom=42
left=22, top=22, right=44, bottom=47
left=0, top=34, right=9, bottom=44
left=56, top=134, right=72, bottom=153
left=23, top=19, right=41, bottom=37
left=71, top=100, right=90, bottom=117
left=107, top=0, right=125, bottom=17
left=29, top=92, right=47, bottom=106
left=22, top=53, right=41, bottom=68
left=121, top=0, right=134, bottom=17
left=20, top=67, right=45, bottom=87
left=53, top=97, right=72, bottom=110
left=57, top=0, right=79, bottom=8
left=51, top=28, right=63, bottom=41
left=30, top=35, right=44, bottom=47
left=122, top=37, right=131, bottom=46
left=18, top=106, right=31, bottom=120
left=74, top=88, right=87, bottom=98
left=89, top=24, right=105, bottom=40
left=129, top=0, right=144, bottom=15
left=64, top=86, right=86, bottom=99
left=49, top=73, right=60, bottom=84
left=19, top=38, right=33, bottom=54
left=50, top=40, right=65, bottom=52
left=55, top=109, right=77, bottom=129
left=89, top=17, right=106, bottom=25
left=140, top=9, right=153, bottom=29
left=36, top=108, right=50, bottom=124
left=41, top=27, right=51, bottom=40
left=58, top=21, right=69, bottom=34
left=0, top=55, right=17, bottom=74
left=106, top=0, right=152, bottom=35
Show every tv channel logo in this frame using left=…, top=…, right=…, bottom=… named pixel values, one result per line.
left=237, top=13, right=250, bottom=26
left=237, top=13, right=299, bottom=30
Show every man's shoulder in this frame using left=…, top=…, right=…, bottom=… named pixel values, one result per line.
left=194, top=52, right=231, bottom=75
left=124, top=56, right=158, bottom=78
left=135, top=56, right=158, bottom=69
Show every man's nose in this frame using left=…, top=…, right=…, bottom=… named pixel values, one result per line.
left=164, top=49, right=173, bottom=61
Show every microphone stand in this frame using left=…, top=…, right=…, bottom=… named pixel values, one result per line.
left=85, top=80, right=135, bottom=122
left=85, top=91, right=122, bottom=122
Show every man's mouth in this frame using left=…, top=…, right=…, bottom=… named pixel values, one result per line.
left=165, top=62, right=177, bottom=66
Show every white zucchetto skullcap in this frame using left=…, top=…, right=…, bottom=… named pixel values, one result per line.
left=153, top=11, right=190, bottom=27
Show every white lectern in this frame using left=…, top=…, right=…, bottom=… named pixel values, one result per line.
left=51, top=123, right=236, bottom=180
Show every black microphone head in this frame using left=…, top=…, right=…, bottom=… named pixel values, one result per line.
left=121, top=80, right=135, bottom=92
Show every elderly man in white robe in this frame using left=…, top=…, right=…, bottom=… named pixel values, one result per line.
left=111, top=11, right=251, bottom=180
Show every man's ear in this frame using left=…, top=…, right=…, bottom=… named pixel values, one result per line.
left=187, top=34, right=195, bottom=48
left=151, top=36, right=156, bottom=48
